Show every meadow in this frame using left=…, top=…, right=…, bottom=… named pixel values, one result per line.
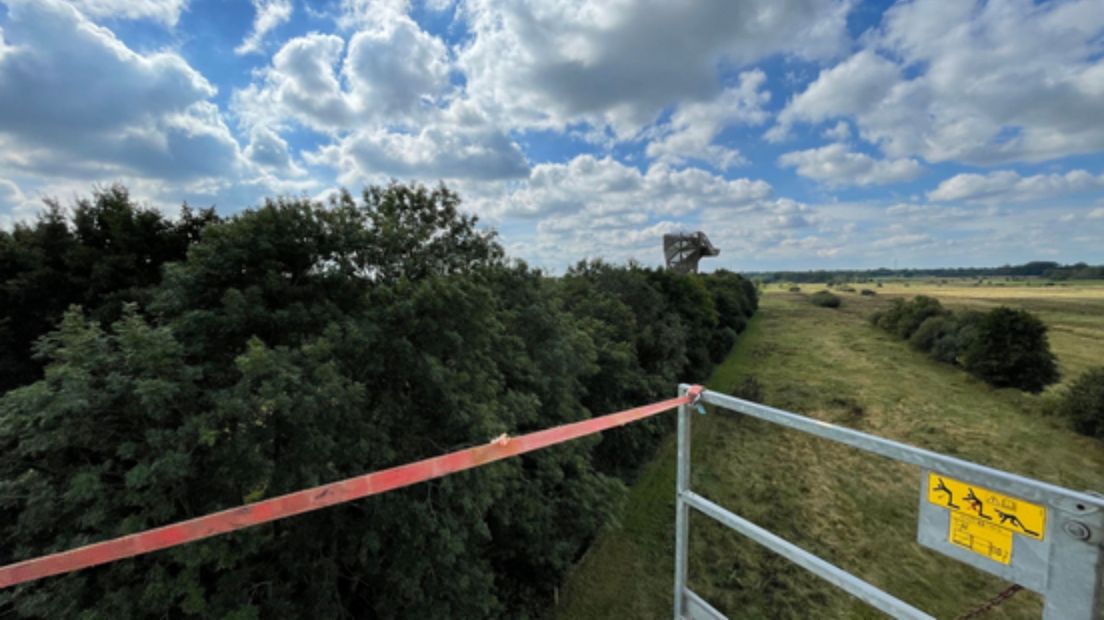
left=554, top=282, right=1104, bottom=619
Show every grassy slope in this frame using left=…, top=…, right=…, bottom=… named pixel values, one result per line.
left=554, top=289, right=1104, bottom=619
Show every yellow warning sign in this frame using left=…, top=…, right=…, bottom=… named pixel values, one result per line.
left=949, top=512, right=1012, bottom=564
left=927, top=472, right=1046, bottom=541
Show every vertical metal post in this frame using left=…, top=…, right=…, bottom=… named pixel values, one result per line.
left=673, top=384, right=692, bottom=619
left=1042, top=500, right=1104, bottom=619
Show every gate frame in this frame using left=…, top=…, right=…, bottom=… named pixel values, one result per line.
left=673, top=385, right=1104, bottom=620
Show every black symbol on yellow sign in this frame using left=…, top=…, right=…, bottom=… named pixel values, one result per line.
left=934, top=477, right=959, bottom=509
left=965, top=488, right=992, bottom=520
left=995, top=509, right=1040, bottom=537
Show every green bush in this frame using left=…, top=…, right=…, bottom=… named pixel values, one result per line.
left=789, top=286, right=801, bottom=292
left=1059, top=367, right=1104, bottom=439
left=960, top=307, right=1059, bottom=393
left=876, top=296, right=946, bottom=339
left=860, top=289, right=876, bottom=296
left=909, top=315, right=950, bottom=353
left=810, top=291, right=841, bottom=308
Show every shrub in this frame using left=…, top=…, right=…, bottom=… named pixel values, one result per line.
left=960, top=307, right=1060, bottom=392
left=909, top=315, right=950, bottom=353
left=860, top=289, right=876, bottom=296
left=877, top=296, right=946, bottom=339
left=836, top=285, right=856, bottom=293
left=810, top=291, right=841, bottom=308
left=869, top=310, right=884, bottom=326
left=1059, top=367, right=1104, bottom=439
left=789, top=286, right=801, bottom=293
left=708, top=326, right=738, bottom=363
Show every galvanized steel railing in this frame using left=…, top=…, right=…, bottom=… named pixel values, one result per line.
left=673, top=385, right=1104, bottom=620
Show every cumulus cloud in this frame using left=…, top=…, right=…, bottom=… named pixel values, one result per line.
left=769, top=0, right=1104, bottom=165
left=486, top=155, right=772, bottom=220
left=343, top=14, right=450, bottom=117
left=304, top=100, right=529, bottom=184
left=779, top=143, right=922, bottom=187
left=233, top=10, right=451, bottom=127
left=0, top=0, right=243, bottom=182
left=457, top=0, right=850, bottom=136
left=645, top=69, right=770, bottom=170
left=244, top=126, right=302, bottom=175
left=767, top=50, right=900, bottom=142
left=234, top=33, right=353, bottom=131
left=236, top=0, right=293, bottom=56
left=63, top=0, right=187, bottom=26
left=928, top=169, right=1104, bottom=203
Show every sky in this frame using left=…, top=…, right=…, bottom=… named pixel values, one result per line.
left=1, top=0, right=1103, bottom=272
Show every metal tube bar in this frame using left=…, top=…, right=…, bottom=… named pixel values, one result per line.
left=683, top=491, right=935, bottom=620
left=700, top=390, right=1104, bottom=509
left=683, top=588, right=726, bottom=620
left=673, top=385, right=692, bottom=618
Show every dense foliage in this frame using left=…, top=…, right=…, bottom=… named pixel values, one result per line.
left=809, top=290, right=841, bottom=308
left=0, top=186, right=218, bottom=394
left=0, top=183, right=756, bottom=618
left=871, top=297, right=1058, bottom=393
left=1058, top=367, right=1104, bottom=439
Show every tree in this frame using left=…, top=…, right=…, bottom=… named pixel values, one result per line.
left=960, top=307, right=1059, bottom=392
left=0, top=186, right=217, bottom=394
left=1058, top=367, right=1104, bottom=439
left=0, top=182, right=758, bottom=618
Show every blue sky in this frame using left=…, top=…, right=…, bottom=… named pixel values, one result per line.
left=1, top=0, right=1103, bottom=272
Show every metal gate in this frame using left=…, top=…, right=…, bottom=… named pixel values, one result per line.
left=672, top=385, right=1104, bottom=619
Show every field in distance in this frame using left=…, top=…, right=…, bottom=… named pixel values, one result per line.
left=555, top=281, right=1104, bottom=619
left=803, top=277, right=1104, bottom=389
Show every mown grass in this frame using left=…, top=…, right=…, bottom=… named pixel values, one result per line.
left=554, top=289, right=1104, bottom=619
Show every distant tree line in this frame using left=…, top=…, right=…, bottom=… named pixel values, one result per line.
left=755, top=261, right=1104, bottom=284
left=0, top=184, right=757, bottom=618
left=870, top=296, right=1059, bottom=393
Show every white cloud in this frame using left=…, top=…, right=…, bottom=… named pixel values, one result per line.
left=306, top=100, right=529, bottom=184
left=234, top=11, right=451, bottom=128
left=779, top=143, right=922, bottom=187
left=486, top=155, right=771, bottom=220
left=236, top=0, right=293, bottom=56
left=768, top=50, right=900, bottom=142
left=769, top=0, right=1104, bottom=165
left=234, top=33, right=353, bottom=131
left=457, top=0, right=850, bottom=137
left=822, top=121, right=850, bottom=141
left=0, top=178, right=24, bottom=210
left=928, top=169, right=1104, bottom=203
left=244, top=126, right=302, bottom=175
left=0, top=178, right=47, bottom=228
left=1088, top=207, right=1104, bottom=220
left=871, top=233, right=932, bottom=250
left=645, top=69, right=770, bottom=170
left=343, top=14, right=450, bottom=117
left=63, top=0, right=187, bottom=26
left=0, top=0, right=243, bottom=182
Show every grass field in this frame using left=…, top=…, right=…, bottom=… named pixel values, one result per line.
left=554, top=285, right=1104, bottom=619
left=870, top=280, right=1104, bottom=390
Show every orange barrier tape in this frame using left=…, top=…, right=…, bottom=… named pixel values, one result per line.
left=0, top=386, right=703, bottom=589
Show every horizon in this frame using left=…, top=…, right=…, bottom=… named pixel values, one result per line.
left=1, top=0, right=1103, bottom=272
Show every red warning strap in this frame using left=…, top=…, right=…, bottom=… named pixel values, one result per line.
left=0, top=386, right=703, bottom=589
